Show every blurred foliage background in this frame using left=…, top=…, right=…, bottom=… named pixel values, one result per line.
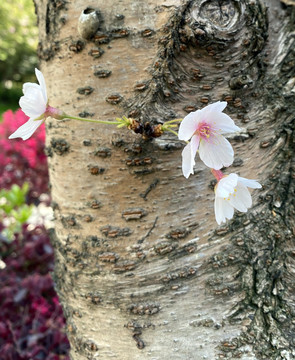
left=0, top=0, right=38, bottom=114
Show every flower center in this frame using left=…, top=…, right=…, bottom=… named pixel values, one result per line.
left=196, top=122, right=213, bottom=141
left=224, top=188, right=237, bottom=201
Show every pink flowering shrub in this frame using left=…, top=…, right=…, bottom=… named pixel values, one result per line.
left=0, top=225, right=70, bottom=359
left=0, top=110, right=70, bottom=358
left=0, top=109, right=49, bottom=203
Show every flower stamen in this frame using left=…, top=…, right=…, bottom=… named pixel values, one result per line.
left=195, top=123, right=213, bottom=141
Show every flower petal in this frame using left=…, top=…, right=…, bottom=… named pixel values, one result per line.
left=35, top=68, right=48, bottom=104
left=214, top=197, right=234, bottom=225
left=207, top=112, right=240, bottom=133
left=229, top=183, right=252, bottom=212
left=178, top=111, right=200, bottom=141
left=216, top=173, right=238, bottom=198
left=23, top=82, right=40, bottom=94
left=9, top=118, right=44, bottom=140
left=201, top=101, right=227, bottom=115
left=19, top=95, right=46, bottom=119
left=182, top=142, right=195, bottom=179
left=198, top=134, right=234, bottom=170
left=238, top=177, right=262, bottom=189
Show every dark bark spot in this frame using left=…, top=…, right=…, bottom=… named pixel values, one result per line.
left=128, top=109, right=141, bottom=118
left=93, top=147, right=111, bottom=157
left=200, top=96, right=210, bottom=104
left=61, top=216, right=77, bottom=228
left=208, top=179, right=217, bottom=191
left=88, top=165, right=105, bottom=175
left=98, top=252, right=119, bottom=263
left=223, top=94, right=233, bottom=102
left=128, top=303, right=160, bottom=315
left=215, top=227, right=229, bottom=236
left=82, top=139, right=92, bottom=146
left=55, top=0, right=67, bottom=10
left=111, top=137, right=126, bottom=147
left=190, top=68, right=203, bottom=80
left=115, top=14, right=124, bottom=20
left=93, top=31, right=110, bottom=44
left=44, top=146, right=53, bottom=157
left=85, top=292, right=101, bottom=305
left=260, top=138, right=275, bottom=148
left=106, top=94, right=123, bottom=104
left=183, top=104, right=198, bottom=112
left=134, top=82, right=148, bottom=91
left=124, top=144, right=143, bottom=154
left=100, top=225, right=132, bottom=238
left=69, top=40, right=85, bottom=53
left=79, top=111, right=94, bottom=118
left=233, top=157, right=243, bottom=167
left=85, top=235, right=101, bottom=248
left=83, top=215, right=93, bottom=223
left=126, top=157, right=153, bottom=166
left=201, top=84, right=213, bottom=90
left=77, top=86, right=94, bottom=95
left=111, top=28, right=129, bottom=38
left=94, top=69, right=112, bottom=78
left=233, top=97, right=242, bottom=108
left=73, top=310, right=82, bottom=318
left=166, top=228, right=190, bottom=240
left=154, top=241, right=177, bottom=255
left=88, top=47, right=104, bottom=58
left=133, top=335, right=145, bottom=349
left=84, top=339, right=99, bottom=351
left=229, top=74, right=253, bottom=90
left=113, top=260, right=136, bottom=273
left=141, top=28, right=154, bottom=37
left=50, top=138, right=70, bottom=155
left=122, top=208, right=147, bottom=221
left=87, top=199, right=102, bottom=209
left=162, top=267, right=197, bottom=283
left=133, top=168, right=155, bottom=175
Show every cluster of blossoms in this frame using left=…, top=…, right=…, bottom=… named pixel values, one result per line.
left=9, top=69, right=261, bottom=224
left=178, top=102, right=261, bottom=224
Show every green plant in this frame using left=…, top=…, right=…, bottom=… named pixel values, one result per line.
left=0, top=1, right=38, bottom=114
left=0, top=183, right=32, bottom=241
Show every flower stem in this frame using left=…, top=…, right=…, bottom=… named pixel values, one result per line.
left=164, top=127, right=179, bottom=137
left=211, top=169, right=224, bottom=181
left=164, top=118, right=183, bottom=125
left=64, top=114, right=122, bottom=125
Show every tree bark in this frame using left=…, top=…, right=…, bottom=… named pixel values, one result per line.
left=34, top=0, right=295, bottom=359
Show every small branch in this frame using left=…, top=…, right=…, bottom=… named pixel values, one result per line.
left=138, top=216, right=158, bottom=244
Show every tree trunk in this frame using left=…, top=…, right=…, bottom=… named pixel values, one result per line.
left=34, top=0, right=295, bottom=358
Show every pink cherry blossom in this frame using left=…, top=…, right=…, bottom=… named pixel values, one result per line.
left=214, top=172, right=262, bottom=225
left=178, top=101, right=240, bottom=178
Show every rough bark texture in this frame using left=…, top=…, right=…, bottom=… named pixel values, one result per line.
left=34, top=0, right=295, bottom=359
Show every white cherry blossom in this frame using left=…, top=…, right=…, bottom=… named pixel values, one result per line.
left=214, top=173, right=262, bottom=225
left=9, top=69, right=48, bottom=140
left=178, top=101, right=240, bottom=178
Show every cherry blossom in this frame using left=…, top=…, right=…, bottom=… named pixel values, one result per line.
left=9, top=69, right=64, bottom=141
left=214, top=172, right=262, bottom=225
left=178, top=101, right=240, bottom=178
